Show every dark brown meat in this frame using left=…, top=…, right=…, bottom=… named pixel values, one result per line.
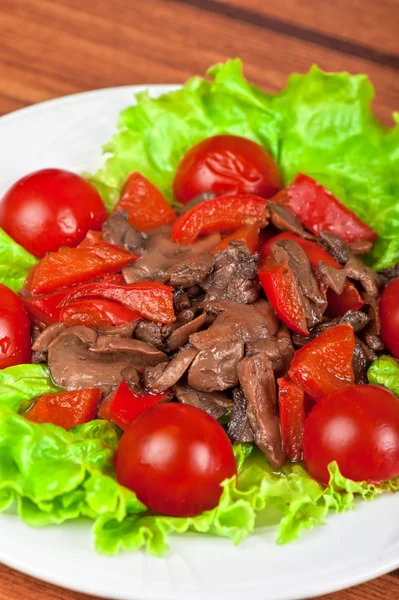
left=268, top=203, right=314, bottom=239
left=292, top=310, right=370, bottom=348
left=32, top=323, right=67, bottom=352
left=378, top=263, right=399, bottom=287
left=176, top=191, right=216, bottom=215
left=319, top=231, right=349, bottom=264
left=251, top=299, right=280, bottom=335
left=362, top=293, right=384, bottom=352
left=174, top=383, right=232, bottom=420
left=144, top=347, right=198, bottom=393
left=227, top=387, right=254, bottom=444
left=247, top=325, right=294, bottom=376
left=102, top=211, right=144, bottom=253
left=165, top=312, right=207, bottom=352
left=352, top=340, right=369, bottom=384
left=99, top=321, right=138, bottom=338
left=238, top=353, right=285, bottom=469
left=348, top=240, right=373, bottom=256
left=165, top=254, right=215, bottom=287
left=201, top=241, right=260, bottom=304
left=318, top=255, right=382, bottom=298
left=173, top=289, right=191, bottom=312
left=188, top=340, right=244, bottom=392
left=135, top=321, right=164, bottom=349
left=90, top=336, right=168, bottom=369
left=121, top=366, right=141, bottom=393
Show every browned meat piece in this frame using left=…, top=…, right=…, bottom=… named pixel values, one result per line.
left=90, top=336, right=168, bottom=369
left=251, top=299, right=280, bottom=335
left=238, top=353, right=285, bottom=469
left=144, top=347, right=198, bottom=393
left=318, top=255, right=382, bottom=298
left=32, top=323, right=67, bottom=352
left=201, top=241, right=260, bottom=304
left=188, top=340, right=244, bottom=392
left=348, top=240, right=373, bottom=256
left=292, top=310, right=370, bottom=348
left=362, top=293, right=384, bottom=352
left=174, top=383, right=232, bottom=420
left=352, top=340, right=369, bottom=384
left=173, top=289, right=191, bottom=312
left=102, top=211, right=144, bottom=253
left=247, top=325, right=294, bottom=376
left=135, top=321, right=164, bottom=349
left=99, top=321, right=138, bottom=338
left=189, top=324, right=238, bottom=350
left=268, top=203, right=314, bottom=239
left=121, top=366, right=141, bottom=393
left=378, top=263, right=399, bottom=287
left=176, top=191, right=216, bottom=215
left=165, top=254, right=215, bottom=287
left=319, top=231, right=350, bottom=264
left=165, top=312, right=207, bottom=352
left=227, top=387, right=254, bottom=444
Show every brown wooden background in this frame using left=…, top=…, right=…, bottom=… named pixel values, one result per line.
left=0, top=0, right=399, bottom=598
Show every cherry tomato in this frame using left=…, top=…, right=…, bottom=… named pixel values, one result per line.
left=380, top=279, right=399, bottom=359
left=303, top=385, right=399, bottom=485
left=0, top=283, right=31, bottom=368
left=173, top=135, right=282, bottom=204
left=0, top=169, right=107, bottom=257
left=115, top=403, right=237, bottom=516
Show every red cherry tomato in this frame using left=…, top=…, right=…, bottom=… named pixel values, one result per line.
left=173, top=135, right=282, bottom=204
left=0, top=169, right=107, bottom=257
left=0, top=283, right=31, bottom=368
left=380, top=279, right=399, bottom=359
left=303, top=385, right=399, bottom=485
left=115, top=403, right=237, bottom=516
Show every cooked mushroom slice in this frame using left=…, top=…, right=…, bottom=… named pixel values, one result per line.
left=144, top=347, right=198, bottom=393
left=166, top=312, right=207, bottom=352
left=102, top=211, right=144, bottom=253
left=227, top=387, right=254, bottom=444
left=174, top=383, right=232, bottom=420
left=188, top=340, right=245, bottom=392
left=268, top=203, right=314, bottom=239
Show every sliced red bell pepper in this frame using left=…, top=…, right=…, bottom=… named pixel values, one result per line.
left=278, top=378, right=305, bottom=462
left=78, top=230, right=104, bottom=247
left=261, top=232, right=365, bottom=317
left=98, top=380, right=170, bottom=430
left=25, top=243, right=139, bottom=296
left=258, top=255, right=309, bottom=336
left=288, top=323, right=355, bottom=399
left=171, top=194, right=269, bottom=245
left=26, top=388, right=101, bottom=430
left=59, top=299, right=141, bottom=328
left=211, top=223, right=260, bottom=254
left=60, top=281, right=175, bottom=324
left=113, top=172, right=177, bottom=232
left=272, top=174, right=377, bottom=243
left=22, top=287, right=75, bottom=326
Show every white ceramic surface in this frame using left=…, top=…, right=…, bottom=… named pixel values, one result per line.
left=0, top=86, right=398, bottom=600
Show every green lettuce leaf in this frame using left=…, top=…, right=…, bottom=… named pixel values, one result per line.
left=91, top=60, right=399, bottom=268
left=0, top=228, right=37, bottom=292
left=368, top=355, right=399, bottom=397
left=0, top=364, right=60, bottom=412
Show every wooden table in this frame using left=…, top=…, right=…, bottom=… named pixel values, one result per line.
left=0, top=0, right=398, bottom=598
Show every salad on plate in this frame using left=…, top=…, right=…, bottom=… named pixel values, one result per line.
left=0, top=60, right=399, bottom=557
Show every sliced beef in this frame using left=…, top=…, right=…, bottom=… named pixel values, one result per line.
left=247, top=325, right=294, bottom=376
left=189, top=323, right=238, bottom=351
left=144, top=347, right=198, bottom=393
left=362, top=293, right=384, bottom=352
left=227, top=387, right=254, bottom=444
left=121, top=366, right=141, bottom=393
left=90, top=336, right=168, bottom=369
left=318, top=255, right=382, bottom=298
left=99, top=321, right=138, bottom=338
left=173, top=289, right=191, bottom=312
left=102, top=211, right=144, bottom=253
left=165, top=312, right=207, bottom=352
left=165, top=254, right=215, bottom=287
left=176, top=191, right=216, bottom=215
left=292, top=310, right=370, bottom=348
left=378, top=263, right=399, bottom=287
left=268, top=203, right=314, bottom=239
left=251, top=299, right=280, bottom=335
left=237, top=353, right=285, bottom=469
left=135, top=321, right=164, bottom=349
left=319, top=231, right=349, bottom=264
left=352, top=340, right=369, bottom=384
left=188, top=340, right=244, bottom=392
left=201, top=241, right=260, bottom=304
left=174, top=383, right=232, bottom=420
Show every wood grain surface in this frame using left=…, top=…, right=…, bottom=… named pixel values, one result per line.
left=0, top=1, right=399, bottom=599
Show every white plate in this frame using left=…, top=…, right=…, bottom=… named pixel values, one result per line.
left=0, top=86, right=399, bottom=600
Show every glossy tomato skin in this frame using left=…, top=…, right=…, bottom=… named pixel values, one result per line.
left=303, top=385, right=399, bottom=485
left=0, top=283, right=31, bottom=368
left=173, top=134, right=282, bottom=204
left=0, top=169, right=107, bottom=257
left=380, top=279, right=399, bottom=359
left=115, top=403, right=237, bottom=516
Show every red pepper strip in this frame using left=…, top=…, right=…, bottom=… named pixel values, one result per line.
left=78, top=230, right=104, bottom=247
left=171, top=194, right=269, bottom=245
left=60, top=281, right=176, bottom=324
left=278, top=378, right=305, bottom=462
left=113, top=172, right=177, bottom=232
left=25, top=243, right=139, bottom=296
left=98, top=380, right=170, bottom=430
left=59, top=299, right=141, bottom=328
left=211, top=223, right=260, bottom=254
left=22, top=287, right=77, bottom=326
left=288, top=324, right=355, bottom=399
left=258, top=256, right=309, bottom=336
left=272, top=174, right=377, bottom=243
left=261, top=232, right=365, bottom=317
left=26, top=388, right=101, bottom=430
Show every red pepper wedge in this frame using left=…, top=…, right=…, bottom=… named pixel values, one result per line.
left=272, top=174, right=377, bottom=243
left=25, top=243, right=139, bottom=296
left=261, top=232, right=365, bottom=317
left=113, top=172, right=177, bottom=232
left=26, top=388, right=101, bottom=430
left=278, top=378, right=305, bottom=462
left=211, top=223, right=260, bottom=254
left=59, top=299, right=141, bottom=328
left=78, top=229, right=104, bottom=247
left=60, top=281, right=175, bottom=324
left=171, top=194, right=269, bottom=245
left=98, top=380, right=170, bottom=430
left=22, top=287, right=77, bottom=326
left=288, top=324, right=355, bottom=399
left=258, top=255, right=309, bottom=336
